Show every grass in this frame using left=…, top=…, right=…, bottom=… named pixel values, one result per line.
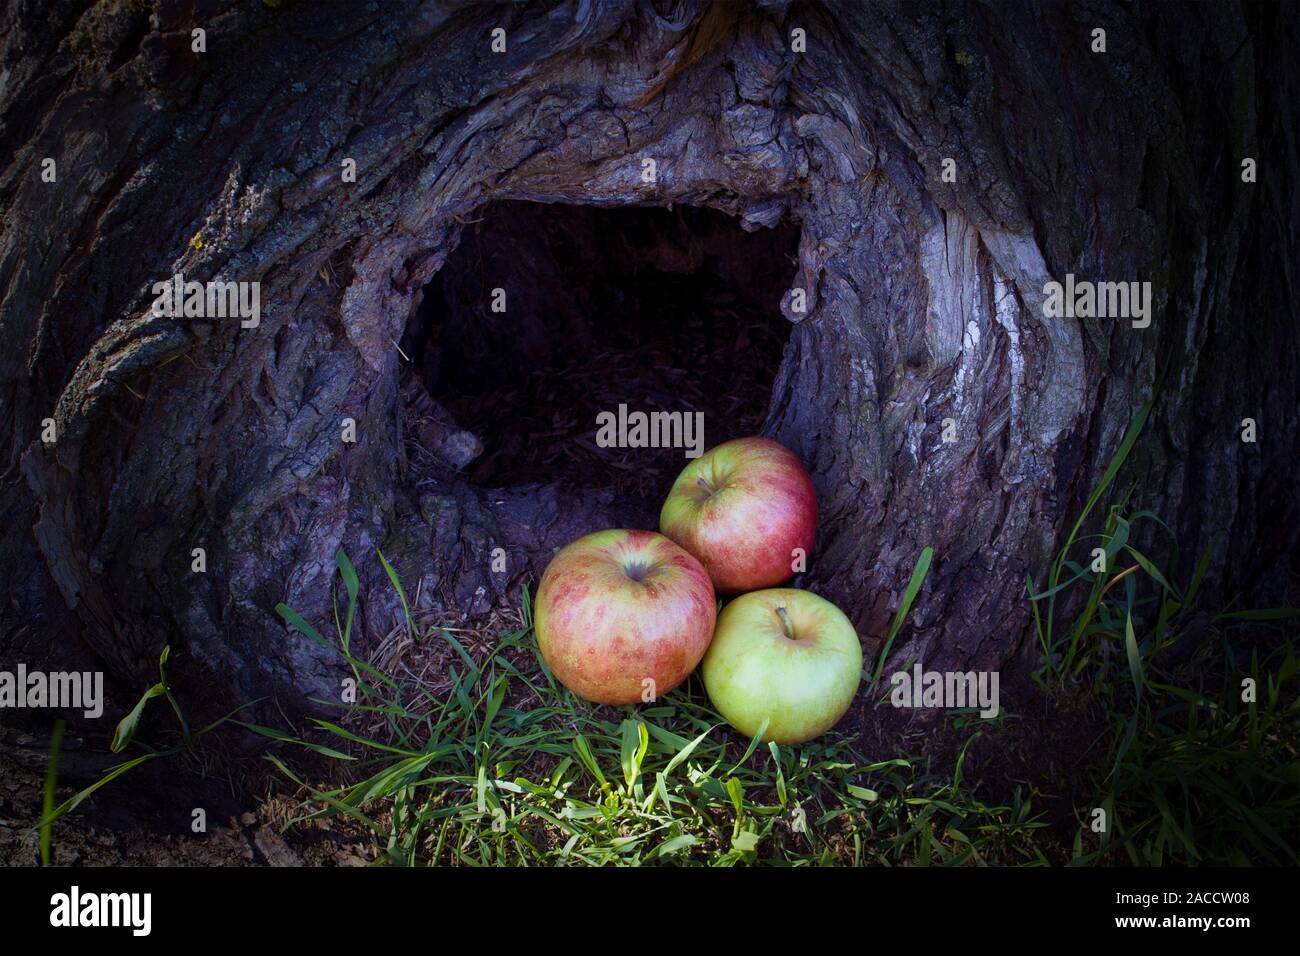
left=1024, top=399, right=1300, bottom=864
left=36, top=645, right=256, bottom=836
left=246, top=514, right=1295, bottom=865
left=256, top=563, right=1052, bottom=866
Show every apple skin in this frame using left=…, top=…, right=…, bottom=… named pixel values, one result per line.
left=701, top=588, right=862, bottom=744
left=659, top=436, right=817, bottom=593
left=534, top=529, right=717, bottom=705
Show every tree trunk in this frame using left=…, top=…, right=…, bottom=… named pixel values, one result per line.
left=1, top=0, right=1296, bottom=721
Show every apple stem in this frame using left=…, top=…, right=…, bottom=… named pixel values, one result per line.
left=775, top=605, right=796, bottom=640
left=696, top=476, right=714, bottom=496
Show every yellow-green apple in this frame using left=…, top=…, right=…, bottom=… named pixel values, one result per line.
left=701, top=588, right=862, bottom=744
left=534, top=529, right=717, bottom=705
left=660, top=436, right=817, bottom=592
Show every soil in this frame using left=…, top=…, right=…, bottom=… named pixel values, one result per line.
left=0, top=725, right=378, bottom=867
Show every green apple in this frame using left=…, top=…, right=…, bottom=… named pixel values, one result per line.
left=701, top=588, right=862, bottom=744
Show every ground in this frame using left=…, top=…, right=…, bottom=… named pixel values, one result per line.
left=11, top=537, right=1298, bottom=866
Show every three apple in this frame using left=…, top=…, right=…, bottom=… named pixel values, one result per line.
left=534, top=436, right=861, bottom=743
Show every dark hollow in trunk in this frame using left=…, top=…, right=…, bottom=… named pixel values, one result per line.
left=406, top=201, right=798, bottom=500
left=0, top=1, right=1296, bottom=729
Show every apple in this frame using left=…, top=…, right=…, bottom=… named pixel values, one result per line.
left=659, top=436, right=817, bottom=593
left=534, top=529, right=717, bottom=705
left=701, top=588, right=862, bottom=744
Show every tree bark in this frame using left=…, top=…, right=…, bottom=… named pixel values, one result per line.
left=1, top=0, right=1296, bottom=719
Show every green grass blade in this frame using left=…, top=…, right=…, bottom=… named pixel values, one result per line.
left=872, top=546, right=933, bottom=683
left=111, top=683, right=165, bottom=753
left=40, top=720, right=65, bottom=866
left=378, top=548, right=415, bottom=638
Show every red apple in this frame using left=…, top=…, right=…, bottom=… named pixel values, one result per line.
left=534, top=529, right=717, bottom=705
left=659, top=436, right=817, bottom=593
